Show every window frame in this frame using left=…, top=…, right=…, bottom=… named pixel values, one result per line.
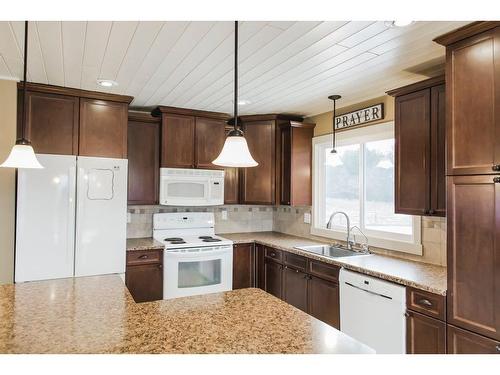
left=311, top=121, right=422, bottom=255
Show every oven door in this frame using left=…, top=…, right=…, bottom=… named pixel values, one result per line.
left=163, top=246, right=233, bottom=299
left=160, top=176, right=210, bottom=206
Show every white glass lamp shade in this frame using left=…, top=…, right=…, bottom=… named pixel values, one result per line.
left=212, top=135, right=258, bottom=168
left=0, top=143, right=43, bottom=169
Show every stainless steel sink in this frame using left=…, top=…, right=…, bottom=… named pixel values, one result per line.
left=294, top=244, right=370, bottom=258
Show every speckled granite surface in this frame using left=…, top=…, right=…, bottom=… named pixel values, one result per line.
left=0, top=275, right=373, bottom=354
left=126, top=237, right=164, bottom=251
left=221, top=232, right=447, bottom=296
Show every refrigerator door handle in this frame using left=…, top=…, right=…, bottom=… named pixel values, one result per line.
left=68, top=165, right=77, bottom=275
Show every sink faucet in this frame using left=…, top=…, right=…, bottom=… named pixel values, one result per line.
left=326, top=211, right=353, bottom=250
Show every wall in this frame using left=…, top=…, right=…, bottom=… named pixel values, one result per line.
left=127, top=205, right=274, bottom=238
left=0, top=80, right=17, bottom=284
left=273, top=207, right=446, bottom=267
left=306, top=95, right=395, bottom=137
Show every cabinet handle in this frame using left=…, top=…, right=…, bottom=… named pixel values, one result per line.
left=492, top=164, right=500, bottom=172
left=496, top=344, right=500, bottom=352
left=158, top=264, right=162, bottom=269
left=404, top=312, right=410, bottom=318
left=494, top=177, right=500, bottom=183
left=422, top=209, right=429, bottom=215
left=138, top=255, right=149, bottom=259
left=428, top=209, right=435, bottom=215
left=417, top=298, right=433, bottom=307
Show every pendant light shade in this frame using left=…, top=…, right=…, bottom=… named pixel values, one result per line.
left=212, top=21, right=258, bottom=168
left=0, top=21, right=43, bottom=169
left=0, top=140, right=43, bottom=169
left=213, top=129, right=258, bottom=168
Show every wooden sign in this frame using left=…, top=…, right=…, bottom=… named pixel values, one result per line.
left=335, top=103, right=384, bottom=130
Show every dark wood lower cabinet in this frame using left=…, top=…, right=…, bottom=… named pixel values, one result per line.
left=256, top=244, right=265, bottom=289
left=406, top=310, right=446, bottom=354
left=308, top=275, right=340, bottom=329
left=282, top=266, right=308, bottom=312
left=232, top=243, right=255, bottom=290
left=264, top=259, right=282, bottom=299
left=125, top=249, right=163, bottom=303
left=125, top=263, right=163, bottom=303
left=447, top=324, right=500, bottom=354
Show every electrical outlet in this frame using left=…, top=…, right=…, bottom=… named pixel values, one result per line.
left=303, top=212, right=311, bottom=224
left=221, top=210, right=228, bottom=221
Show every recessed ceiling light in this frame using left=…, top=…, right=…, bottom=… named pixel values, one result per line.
left=238, top=99, right=251, bottom=105
left=385, top=20, right=414, bottom=28
left=97, top=79, right=118, bottom=88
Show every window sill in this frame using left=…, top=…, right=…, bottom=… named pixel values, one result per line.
left=310, top=227, right=423, bottom=255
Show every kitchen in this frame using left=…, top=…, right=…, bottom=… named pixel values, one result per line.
left=0, top=1, right=499, bottom=372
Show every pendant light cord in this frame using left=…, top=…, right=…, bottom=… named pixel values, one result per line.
left=233, top=20, right=238, bottom=132
left=21, top=20, right=28, bottom=142
left=332, top=98, right=336, bottom=151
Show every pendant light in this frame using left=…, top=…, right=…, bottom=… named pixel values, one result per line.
left=0, top=21, right=43, bottom=169
left=212, top=21, right=258, bottom=168
left=328, top=95, right=342, bottom=154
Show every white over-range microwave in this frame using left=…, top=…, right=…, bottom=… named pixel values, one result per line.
left=159, top=168, right=225, bottom=206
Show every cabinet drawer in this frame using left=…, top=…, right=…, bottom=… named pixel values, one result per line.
left=264, top=247, right=282, bottom=262
left=283, top=252, right=307, bottom=271
left=126, top=249, right=162, bottom=266
left=406, top=287, right=446, bottom=321
left=308, top=260, right=340, bottom=282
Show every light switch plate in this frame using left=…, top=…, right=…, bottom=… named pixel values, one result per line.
left=221, top=210, right=228, bottom=221
left=303, top=212, right=311, bottom=224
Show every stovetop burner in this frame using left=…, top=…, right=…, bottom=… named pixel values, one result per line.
left=202, top=238, right=222, bottom=242
left=165, top=237, right=183, bottom=242
left=170, top=240, right=186, bottom=244
left=198, top=236, right=213, bottom=239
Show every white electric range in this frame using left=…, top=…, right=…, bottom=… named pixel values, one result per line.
left=153, top=212, right=233, bottom=300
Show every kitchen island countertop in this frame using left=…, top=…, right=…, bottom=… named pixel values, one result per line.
left=221, top=232, right=447, bottom=296
left=0, top=275, right=373, bottom=354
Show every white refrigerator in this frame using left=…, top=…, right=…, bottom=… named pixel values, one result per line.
left=15, top=154, right=127, bottom=282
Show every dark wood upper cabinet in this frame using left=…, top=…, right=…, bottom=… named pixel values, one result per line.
left=160, top=113, right=196, bottom=168
left=195, top=117, right=226, bottom=169
left=388, top=76, right=446, bottom=217
left=282, top=265, right=308, bottom=312
left=79, top=98, right=128, bottom=158
left=447, top=324, right=500, bottom=354
left=232, top=243, right=255, bottom=290
left=447, top=175, right=500, bottom=340
left=241, top=120, right=276, bottom=205
left=127, top=111, right=160, bottom=205
left=152, top=106, right=229, bottom=169
left=19, top=90, right=79, bottom=155
left=308, top=275, right=340, bottom=329
left=277, top=121, right=315, bottom=206
left=440, top=26, right=500, bottom=176
left=406, top=310, right=446, bottom=354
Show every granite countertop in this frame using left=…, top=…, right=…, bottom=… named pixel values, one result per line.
left=221, top=232, right=447, bottom=296
left=126, top=237, right=164, bottom=252
left=0, top=275, right=373, bottom=354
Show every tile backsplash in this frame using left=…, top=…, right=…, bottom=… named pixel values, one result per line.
left=128, top=204, right=446, bottom=267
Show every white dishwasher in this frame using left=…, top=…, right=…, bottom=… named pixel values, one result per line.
left=339, top=268, right=406, bottom=354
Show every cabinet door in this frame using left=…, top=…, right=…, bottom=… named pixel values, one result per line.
left=264, top=259, right=282, bottom=299
left=256, top=244, right=265, bottom=290
left=447, top=324, right=500, bottom=354
left=447, top=175, right=500, bottom=340
left=446, top=27, right=500, bottom=175
left=395, top=89, right=430, bottom=215
left=195, top=117, right=226, bottom=169
left=308, top=275, right=340, bottom=329
left=279, top=126, right=292, bottom=205
left=282, top=266, right=308, bottom=312
left=79, top=99, right=128, bottom=158
left=127, top=120, right=159, bottom=204
left=232, top=243, right=255, bottom=289
left=161, top=113, right=195, bottom=168
left=430, top=84, right=446, bottom=216
left=20, top=91, right=79, bottom=155
left=406, top=310, right=446, bottom=354
left=241, top=121, right=275, bottom=204
left=224, top=167, right=239, bottom=204
left=125, top=263, right=163, bottom=303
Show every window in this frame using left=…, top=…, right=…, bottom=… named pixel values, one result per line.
left=312, top=122, right=422, bottom=254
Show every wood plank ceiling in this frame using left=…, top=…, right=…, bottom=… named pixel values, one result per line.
left=0, top=21, right=468, bottom=116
